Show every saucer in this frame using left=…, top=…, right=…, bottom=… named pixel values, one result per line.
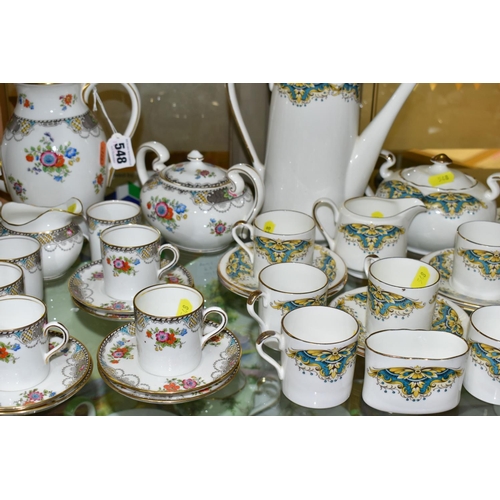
left=97, top=321, right=242, bottom=403
left=0, top=335, right=93, bottom=415
left=421, top=248, right=500, bottom=312
left=68, top=260, right=194, bottom=319
left=217, top=243, right=348, bottom=298
left=329, top=286, right=470, bottom=356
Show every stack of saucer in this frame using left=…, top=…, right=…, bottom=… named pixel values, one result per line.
left=0, top=336, right=93, bottom=416
left=68, top=260, right=194, bottom=321
left=97, top=321, right=242, bottom=404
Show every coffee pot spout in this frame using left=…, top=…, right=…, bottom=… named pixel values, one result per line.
left=345, top=83, right=416, bottom=200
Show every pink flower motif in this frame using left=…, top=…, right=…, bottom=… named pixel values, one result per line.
left=183, top=378, right=197, bottom=389
left=27, top=391, right=44, bottom=403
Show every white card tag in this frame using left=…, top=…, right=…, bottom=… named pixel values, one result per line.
left=107, top=133, right=136, bottom=170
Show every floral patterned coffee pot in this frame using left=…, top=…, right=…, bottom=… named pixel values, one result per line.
left=0, top=83, right=141, bottom=210
left=136, top=142, right=264, bottom=253
left=371, top=153, right=500, bottom=255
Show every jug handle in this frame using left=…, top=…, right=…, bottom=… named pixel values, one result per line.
left=365, top=150, right=396, bottom=196
left=135, top=141, right=171, bottom=186
left=226, top=83, right=266, bottom=177
left=82, top=83, right=141, bottom=139
left=312, top=198, right=340, bottom=251
left=0, top=161, right=6, bottom=194
left=227, top=163, right=265, bottom=226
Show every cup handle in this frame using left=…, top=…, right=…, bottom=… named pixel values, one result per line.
left=363, top=254, right=379, bottom=279
left=201, top=307, right=229, bottom=347
left=231, top=220, right=254, bottom=263
left=256, top=330, right=285, bottom=380
left=312, top=198, right=340, bottom=251
left=247, top=290, right=270, bottom=331
left=157, top=243, right=180, bottom=280
left=43, top=322, right=71, bottom=364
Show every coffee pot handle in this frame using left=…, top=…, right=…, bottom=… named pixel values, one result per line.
left=82, top=83, right=141, bottom=139
left=312, top=198, right=340, bottom=251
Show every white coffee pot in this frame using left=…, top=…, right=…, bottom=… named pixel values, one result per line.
left=0, top=83, right=141, bottom=211
left=227, top=83, right=415, bottom=239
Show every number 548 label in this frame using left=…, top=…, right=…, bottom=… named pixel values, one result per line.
left=107, top=133, right=136, bottom=169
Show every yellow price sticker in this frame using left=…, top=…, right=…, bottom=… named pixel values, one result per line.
left=429, top=171, right=455, bottom=187
left=263, top=221, right=276, bottom=233
left=67, top=203, right=78, bottom=213
left=176, top=298, right=193, bottom=316
left=411, top=266, right=431, bottom=288
left=371, top=211, right=384, bottom=218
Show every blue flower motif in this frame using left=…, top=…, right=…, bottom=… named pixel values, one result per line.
left=117, top=340, right=125, bottom=346
left=175, top=204, right=187, bottom=214
left=12, top=344, right=21, bottom=351
left=210, top=218, right=216, bottom=223
left=133, top=259, right=140, bottom=265
left=54, top=175, right=64, bottom=182
left=49, top=391, right=57, bottom=397
left=65, top=147, right=77, bottom=159
left=180, top=329, right=188, bottom=336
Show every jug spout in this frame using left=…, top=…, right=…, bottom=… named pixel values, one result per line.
left=345, top=83, right=416, bottom=200
left=391, top=198, right=427, bottom=227
left=0, top=197, right=83, bottom=229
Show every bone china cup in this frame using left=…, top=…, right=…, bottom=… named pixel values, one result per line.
left=100, top=224, right=180, bottom=301
left=0, top=295, right=70, bottom=391
left=232, top=209, right=316, bottom=277
left=362, top=329, right=469, bottom=415
left=256, top=306, right=359, bottom=409
left=0, top=262, right=24, bottom=296
left=86, top=200, right=142, bottom=261
left=133, top=284, right=229, bottom=377
left=364, top=256, right=441, bottom=336
left=463, top=305, right=500, bottom=405
left=247, top=262, right=328, bottom=347
left=449, top=220, right=500, bottom=301
left=0, top=235, right=43, bottom=300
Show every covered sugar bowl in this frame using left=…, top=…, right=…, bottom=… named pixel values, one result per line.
left=374, top=153, right=500, bottom=255
left=136, top=142, right=264, bottom=253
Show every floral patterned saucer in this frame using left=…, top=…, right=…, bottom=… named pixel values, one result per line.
left=0, top=335, right=93, bottom=415
left=329, top=286, right=470, bottom=356
left=68, top=260, right=194, bottom=320
left=97, top=321, right=242, bottom=403
left=421, top=249, right=500, bottom=312
left=217, top=243, right=348, bottom=299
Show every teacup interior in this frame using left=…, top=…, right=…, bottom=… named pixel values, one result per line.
left=458, top=221, right=500, bottom=247
left=346, top=197, right=412, bottom=217
left=101, top=225, right=158, bottom=248
left=88, top=201, right=140, bottom=222
left=369, top=258, right=439, bottom=288
left=366, top=329, right=468, bottom=359
left=282, top=306, right=358, bottom=344
left=0, top=296, right=44, bottom=329
left=0, top=236, right=39, bottom=259
left=0, top=263, right=22, bottom=286
left=134, top=285, right=203, bottom=317
left=471, top=306, right=500, bottom=342
left=255, top=210, right=315, bottom=236
left=259, top=263, right=328, bottom=293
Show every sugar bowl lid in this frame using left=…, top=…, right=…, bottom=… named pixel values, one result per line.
left=159, top=150, right=230, bottom=189
left=400, top=153, right=476, bottom=189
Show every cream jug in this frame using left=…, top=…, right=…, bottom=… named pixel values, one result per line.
left=0, top=83, right=141, bottom=211
left=227, top=83, right=415, bottom=239
left=313, top=196, right=426, bottom=278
